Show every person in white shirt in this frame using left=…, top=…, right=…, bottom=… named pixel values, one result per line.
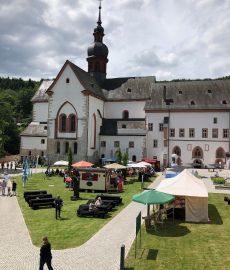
left=4, top=173, right=9, bottom=186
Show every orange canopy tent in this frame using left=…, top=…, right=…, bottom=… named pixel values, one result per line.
left=71, top=160, right=94, bottom=167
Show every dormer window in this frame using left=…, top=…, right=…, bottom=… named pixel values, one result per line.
left=179, top=91, right=183, bottom=94
left=66, top=78, right=70, bottom=83
left=190, top=101, right=195, bottom=105
left=222, top=100, right=227, bottom=104
left=208, top=89, right=212, bottom=93
left=127, top=88, right=131, bottom=93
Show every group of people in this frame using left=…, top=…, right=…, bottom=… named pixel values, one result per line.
left=89, top=197, right=103, bottom=212
left=0, top=171, right=17, bottom=196
left=1, top=161, right=15, bottom=171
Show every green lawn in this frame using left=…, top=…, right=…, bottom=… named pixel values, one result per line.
left=12, top=173, right=157, bottom=249
left=125, top=193, right=230, bottom=270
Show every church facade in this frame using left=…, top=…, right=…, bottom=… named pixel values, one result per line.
left=20, top=5, right=230, bottom=168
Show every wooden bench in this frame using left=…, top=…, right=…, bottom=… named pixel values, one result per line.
left=77, top=204, right=106, bottom=218
left=25, top=194, right=53, bottom=204
left=24, top=190, right=47, bottom=199
left=29, top=197, right=56, bottom=209
left=87, top=199, right=113, bottom=212
left=95, top=195, right=122, bottom=204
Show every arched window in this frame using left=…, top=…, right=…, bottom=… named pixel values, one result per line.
left=216, top=147, right=225, bottom=158
left=74, top=142, right=77, bottom=154
left=208, top=89, right=212, bottom=93
left=95, top=62, right=100, bottom=71
left=57, top=142, right=60, bottom=154
left=194, top=148, right=201, bottom=157
left=102, top=63, right=106, bottom=72
left=222, top=100, right=227, bottom=104
left=62, top=116, right=66, bottom=132
left=192, top=146, right=203, bottom=159
left=122, top=110, right=129, bottom=119
left=71, top=116, right=75, bottom=132
left=66, top=78, right=70, bottom=83
left=101, top=154, right=105, bottom=158
left=190, top=101, right=195, bottom=105
left=89, top=62, right=93, bottom=71
left=65, top=142, right=69, bottom=153
left=132, top=155, right=136, bottom=162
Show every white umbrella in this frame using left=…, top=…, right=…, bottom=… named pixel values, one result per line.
left=104, top=163, right=127, bottom=169
left=127, top=163, right=146, bottom=168
left=137, top=161, right=151, bottom=166
left=53, top=160, right=68, bottom=166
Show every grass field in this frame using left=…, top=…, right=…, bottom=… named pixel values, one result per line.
left=124, top=193, right=230, bottom=270
left=11, top=172, right=157, bottom=249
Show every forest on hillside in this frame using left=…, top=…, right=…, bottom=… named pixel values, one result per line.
left=0, top=77, right=40, bottom=157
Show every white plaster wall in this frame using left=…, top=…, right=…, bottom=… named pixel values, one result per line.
left=100, top=135, right=145, bottom=161
left=48, top=64, right=87, bottom=139
left=21, top=136, right=47, bottom=150
left=104, top=101, right=145, bottom=118
left=33, top=103, right=48, bottom=122
left=88, top=96, right=104, bottom=156
left=146, top=111, right=230, bottom=165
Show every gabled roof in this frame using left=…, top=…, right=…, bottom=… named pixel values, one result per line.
left=46, top=60, right=106, bottom=100
left=31, top=80, right=54, bottom=102
left=144, top=80, right=230, bottom=110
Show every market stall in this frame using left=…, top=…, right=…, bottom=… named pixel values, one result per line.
left=156, top=169, right=208, bottom=222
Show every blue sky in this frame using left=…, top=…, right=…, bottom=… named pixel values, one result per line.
left=0, top=0, right=230, bottom=81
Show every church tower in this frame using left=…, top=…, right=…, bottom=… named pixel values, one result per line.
left=87, top=1, right=109, bottom=86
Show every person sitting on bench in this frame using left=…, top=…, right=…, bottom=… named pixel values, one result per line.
left=89, top=200, right=97, bottom=212
left=95, top=197, right=103, bottom=207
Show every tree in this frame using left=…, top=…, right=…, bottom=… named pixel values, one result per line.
left=116, top=147, right=122, bottom=164
left=122, top=151, right=129, bottom=167
left=67, top=147, right=72, bottom=176
left=0, top=102, right=10, bottom=157
left=122, top=150, right=129, bottom=178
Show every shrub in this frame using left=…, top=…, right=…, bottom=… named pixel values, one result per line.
left=211, top=177, right=225, bottom=185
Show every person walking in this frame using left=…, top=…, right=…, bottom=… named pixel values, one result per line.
left=39, top=236, right=53, bottom=270
left=2, top=180, right=6, bottom=196
left=4, top=173, right=9, bottom=187
left=12, top=180, right=17, bottom=196
left=54, top=195, right=64, bottom=220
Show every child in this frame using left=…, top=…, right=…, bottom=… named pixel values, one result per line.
left=12, top=180, right=17, bottom=196
left=7, top=187, right=11, bottom=197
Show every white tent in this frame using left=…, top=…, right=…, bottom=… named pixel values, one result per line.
left=156, top=169, right=208, bottom=222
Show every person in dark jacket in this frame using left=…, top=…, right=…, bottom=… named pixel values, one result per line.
left=39, top=236, right=53, bottom=270
left=54, top=195, right=64, bottom=219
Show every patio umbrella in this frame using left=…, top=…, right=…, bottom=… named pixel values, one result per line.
left=104, top=163, right=127, bottom=169
left=127, top=163, right=146, bottom=168
left=132, top=190, right=175, bottom=205
left=53, top=160, right=68, bottom=166
left=72, top=160, right=94, bottom=167
left=137, top=161, right=151, bottom=166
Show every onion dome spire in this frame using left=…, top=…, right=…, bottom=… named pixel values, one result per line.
left=97, top=0, right=102, bottom=26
